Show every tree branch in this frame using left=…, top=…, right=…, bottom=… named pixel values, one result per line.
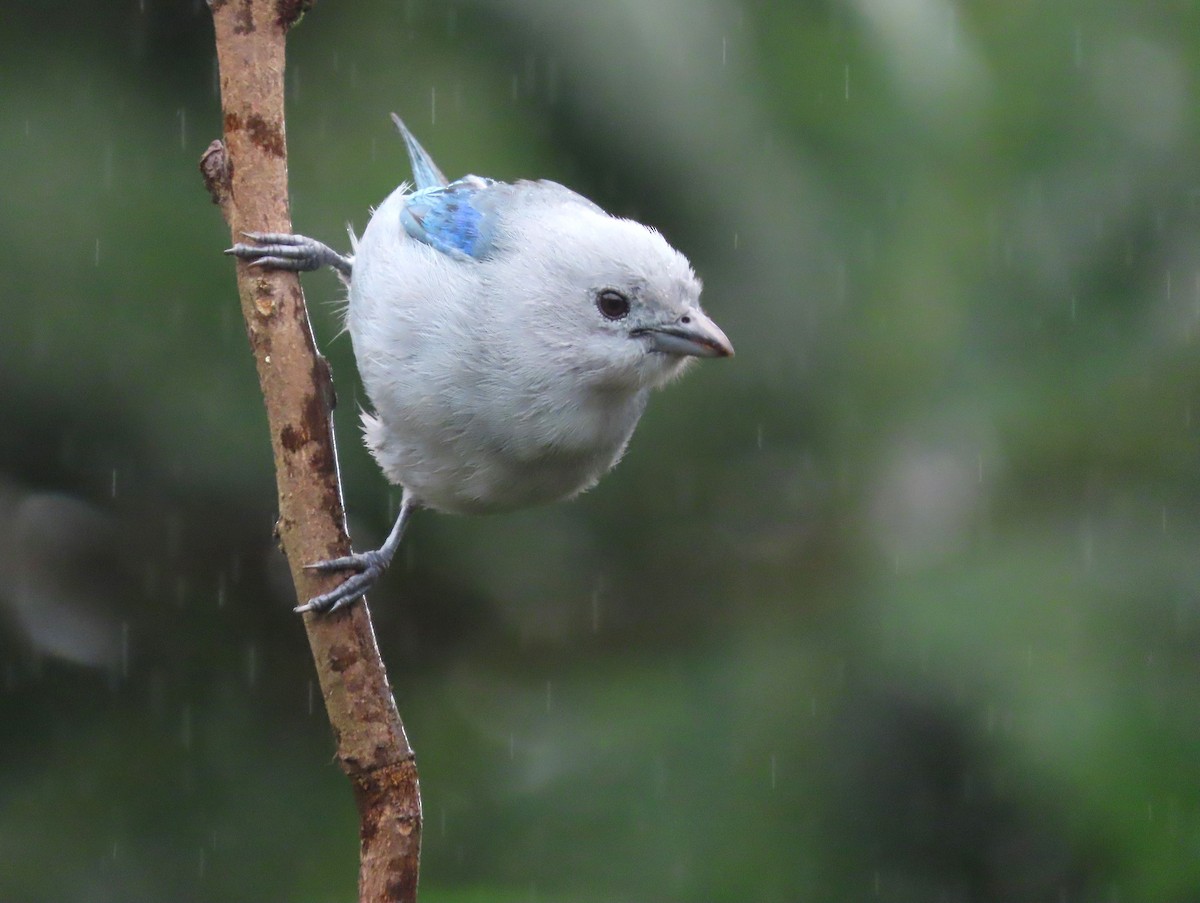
left=201, top=3, right=421, bottom=900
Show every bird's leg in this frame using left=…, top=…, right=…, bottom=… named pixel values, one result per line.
left=226, top=231, right=353, bottom=278
left=297, top=492, right=415, bottom=614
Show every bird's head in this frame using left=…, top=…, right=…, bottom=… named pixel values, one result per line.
left=507, top=203, right=734, bottom=392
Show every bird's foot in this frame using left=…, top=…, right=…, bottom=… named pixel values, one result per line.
left=225, top=232, right=353, bottom=277
left=298, top=547, right=392, bottom=614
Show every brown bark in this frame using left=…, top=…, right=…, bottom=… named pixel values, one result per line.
left=201, top=2, right=421, bottom=900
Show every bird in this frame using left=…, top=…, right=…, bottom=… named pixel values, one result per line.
left=227, top=115, right=733, bottom=614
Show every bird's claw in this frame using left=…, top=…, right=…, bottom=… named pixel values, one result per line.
left=226, top=232, right=320, bottom=271
left=225, top=232, right=353, bottom=277
left=297, top=548, right=390, bottom=614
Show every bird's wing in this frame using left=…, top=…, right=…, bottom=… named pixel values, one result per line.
left=400, top=176, right=506, bottom=260
left=390, top=114, right=606, bottom=260
left=401, top=176, right=606, bottom=261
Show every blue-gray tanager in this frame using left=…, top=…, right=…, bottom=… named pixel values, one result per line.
left=229, top=116, right=733, bottom=614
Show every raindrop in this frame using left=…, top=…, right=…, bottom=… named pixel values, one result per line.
left=103, top=143, right=114, bottom=190
left=545, top=680, right=553, bottom=712
left=440, top=806, right=447, bottom=836
left=142, top=562, right=159, bottom=599
left=1072, top=25, right=1084, bottom=69
left=511, top=74, right=520, bottom=102
left=94, top=239, right=101, bottom=267
left=246, top=643, right=258, bottom=687
left=198, top=846, right=206, bottom=878
left=732, top=231, right=739, bottom=250
left=181, top=704, right=192, bottom=749
left=508, top=733, right=515, bottom=759
left=149, top=671, right=166, bottom=716
left=844, top=64, right=851, bottom=100
left=167, top=514, right=183, bottom=561
left=769, top=753, right=777, bottom=789
left=590, top=586, right=601, bottom=632
left=524, top=54, right=537, bottom=96
left=307, top=678, right=315, bottom=715
left=430, top=86, right=437, bottom=125
left=721, top=36, right=728, bottom=67
left=756, top=424, right=763, bottom=450
left=110, top=467, right=118, bottom=498
left=1162, top=506, right=1168, bottom=534
left=120, top=622, right=130, bottom=680
left=216, top=572, right=226, bottom=608
left=177, top=108, right=187, bottom=150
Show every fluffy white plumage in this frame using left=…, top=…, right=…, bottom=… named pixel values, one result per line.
left=354, top=184, right=709, bottom=513
left=229, top=117, right=732, bottom=612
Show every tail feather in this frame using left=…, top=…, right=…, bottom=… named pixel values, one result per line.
left=391, top=114, right=449, bottom=191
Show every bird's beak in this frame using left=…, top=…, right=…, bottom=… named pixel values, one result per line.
left=635, top=309, right=735, bottom=359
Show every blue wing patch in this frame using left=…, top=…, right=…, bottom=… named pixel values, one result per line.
left=401, top=176, right=502, bottom=260
left=390, top=115, right=600, bottom=261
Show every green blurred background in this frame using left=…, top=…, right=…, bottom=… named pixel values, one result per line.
left=3, top=1, right=1200, bottom=900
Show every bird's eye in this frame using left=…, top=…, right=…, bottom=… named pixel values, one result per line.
left=596, top=289, right=631, bottom=320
